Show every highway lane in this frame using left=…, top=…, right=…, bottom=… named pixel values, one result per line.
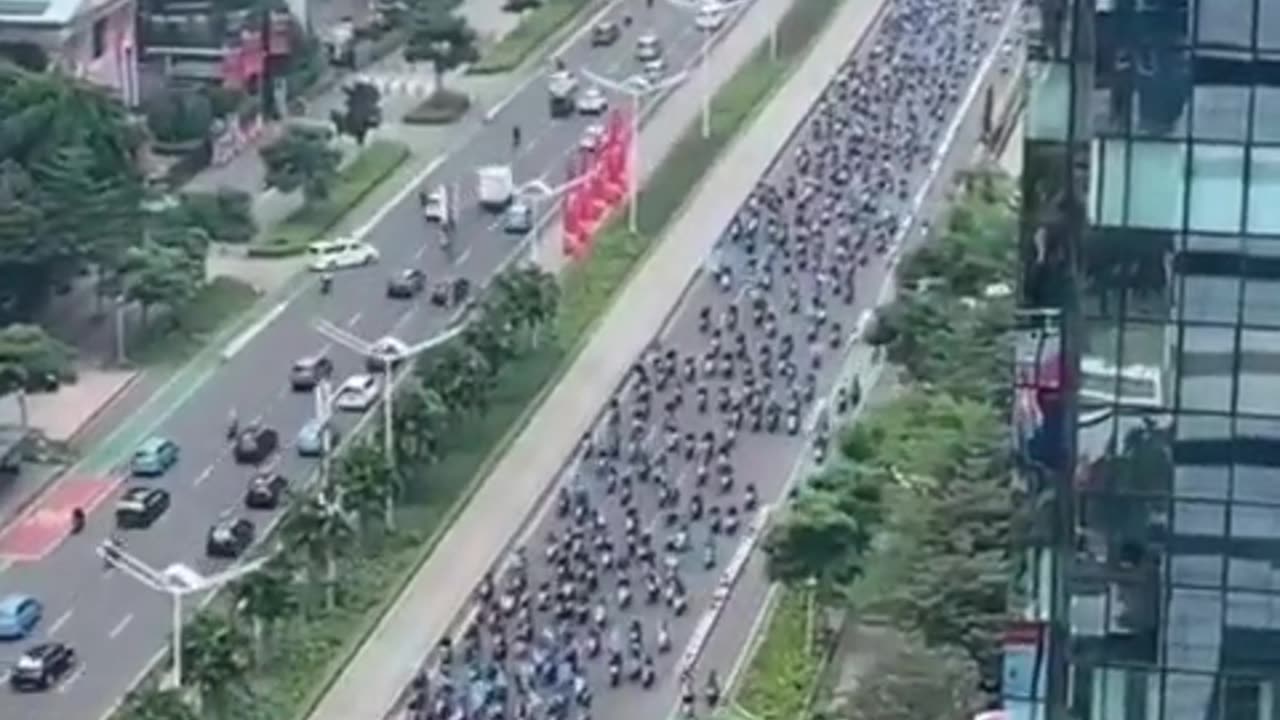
left=384, top=1, right=1016, bottom=719
left=0, top=1, right=756, bottom=717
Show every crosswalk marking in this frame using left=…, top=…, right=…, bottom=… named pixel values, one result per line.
left=353, top=73, right=438, bottom=98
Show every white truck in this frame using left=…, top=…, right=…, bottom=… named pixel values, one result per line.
left=477, top=165, right=515, bottom=211
left=548, top=70, right=579, bottom=118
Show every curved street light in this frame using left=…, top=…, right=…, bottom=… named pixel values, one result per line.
left=662, top=0, right=754, bottom=138
left=581, top=70, right=688, bottom=233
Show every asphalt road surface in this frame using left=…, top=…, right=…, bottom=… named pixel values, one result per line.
left=0, top=1, right=759, bottom=718
left=387, top=1, right=1019, bottom=720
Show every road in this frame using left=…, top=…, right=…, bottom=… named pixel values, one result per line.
left=0, top=1, right=759, bottom=718
left=384, top=1, right=1020, bottom=720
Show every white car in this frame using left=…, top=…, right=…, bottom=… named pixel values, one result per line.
left=576, top=86, right=608, bottom=115
left=635, top=33, right=662, bottom=61
left=334, top=374, right=381, bottom=411
left=695, top=3, right=726, bottom=30
left=423, top=186, right=449, bottom=223
left=307, top=238, right=379, bottom=271
left=642, top=56, right=667, bottom=80
left=579, top=124, right=607, bottom=152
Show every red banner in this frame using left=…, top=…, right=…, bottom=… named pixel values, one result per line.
left=560, top=110, right=636, bottom=261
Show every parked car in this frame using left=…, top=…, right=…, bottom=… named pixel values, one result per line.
left=233, top=426, right=279, bottom=465
left=504, top=201, right=534, bottom=235
left=335, top=374, right=381, bottom=411
left=115, top=487, right=171, bottom=530
left=9, top=642, right=75, bottom=691
left=387, top=268, right=428, bottom=298
left=0, top=594, right=41, bottom=640
left=244, top=472, right=288, bottom=510
left=591, top=20, right=621, bottom=46
left=296, top=418, right=338, bottom=457
left=289, top=353, right=334, bottom=391
left=130, top=437, right=179, bottom=477
left=365, top=336, right=410, bottom=372
left=206, top=517, right=255, bottom=558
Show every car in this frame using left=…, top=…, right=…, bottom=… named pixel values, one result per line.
left=307, top=238, right=379, bottom=271
left=431, top=277, right=471, bottom=308
left=289, top=353, right=334, bottom=391
left=503, top=202, right=534, bottom=235
left=642, top=56, right=668, bottom=79
left=245, top=472, right=288, bottom=510
left=115, top=487, right=171, bottom=529
left=423, top=186, right=449, bottom=223
left=130, top=437, right=179, bottom=477
left=296, top=417, right=338, bottom=457
left=206, top=517, right=255, bottom=558
left=335, top=373, right=382, bottom=411
left=387, top=268, right=428, bottom=299
left=0, top=594, right=41, bottom=640
left=579, top=124, right=606, bottom=152
left=635, top=33, right=662, bottom=61
left=695, top=1, right=726, bottom=30
left=9, top=642, right=75, bottom=691
left=591, top=20, right=621, bottom=46
left=365, top=336, right=410, bottom=372
left=576, top=86, right=608, bottom=115
left=233, top=426, right=280, bottom=465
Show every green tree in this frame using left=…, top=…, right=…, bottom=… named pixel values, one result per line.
left=336, top=441, right=400, bottom=532
left=0, top=323, right=74, bottom=427
left=144, top=88, right=215, bottom=144
left=259, top=125, right=341, bottom=206
left=117, top=687, right=199, bottom=720
left=283, top=493, right=355, bottom=609
left=231, top=559, right=297, bottom=663
left=764, top=489, right=872, bottom=594
left=330, top=81, right=382, bottom=145
left=419, top=342, right=493, bottom=414
left=31, top=143, right=141, bottom=280
left=491, top=266, right=558, bottom=348
left=838, top=637, right=981, bottom=720
left=393, top=383, right=448, bottom=466
left=404, top=6, right=480, bottom=93
left=120, top=243, right=201, bottom=327
left=181, top=613, right=251, bottom=716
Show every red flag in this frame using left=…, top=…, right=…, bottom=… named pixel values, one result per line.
left=562, top=184, right=582, bottom=258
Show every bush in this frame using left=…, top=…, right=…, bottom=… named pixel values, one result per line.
left=469, top=0, right=588, bottom=74
left=179, top=188, right=257, bottom=245
left=402, top=89, right=473, bottom=125
left=248, top=140, right=409, bottom=257
left=145, top=89, right=215, bottom=146
left=737, top=590, right=824, bottom=720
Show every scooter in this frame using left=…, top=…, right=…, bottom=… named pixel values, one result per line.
left=70, top=507, right=85, bottom=535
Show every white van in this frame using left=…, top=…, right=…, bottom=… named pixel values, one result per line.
left=307, top=238, right=379, bottom=271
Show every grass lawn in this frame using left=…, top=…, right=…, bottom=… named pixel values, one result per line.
left=735, top=589, right=824, bottom=720
left=128, top=276, right=261, bottom=367
left=469, top=0, right=591, bottom=75
left=249, top=140, right=410, bottom=258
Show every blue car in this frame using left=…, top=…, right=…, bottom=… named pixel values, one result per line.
left=130, top=437, right=179, bottom=477
left=0, top=594, right=42, bottom=640
left=295, top=418, right=337, bottom=457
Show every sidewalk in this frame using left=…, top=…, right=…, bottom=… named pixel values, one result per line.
left=306, top=0, right=885, bottom=718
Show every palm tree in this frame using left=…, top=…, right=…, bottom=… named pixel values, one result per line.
left=282, top=494, right=355, bottom=610
left=118, top=687, right=198, bottom=720
left=493, top=267, right=559, bottom=347
left=393, top=383, right=448, bottom=466
left=421, top=343, right=492, bottom=414
left=336, top=441, right=399, bottom=533
left=463, top=304, right=518, bottom=369
left=181, top=613, right=250, bottom=717
left=230, top=558, right=296, bottom=663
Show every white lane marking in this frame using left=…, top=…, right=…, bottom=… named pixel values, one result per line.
left=0, top=558, right=13, bottom=575
left=57, top=663, right=86, bottom=694
left=49, top=609, right=73, bottom=635
left=108, top=613, right=133, bottom=639
left=193, top=464, right=215, bottom=487
left=454, top=246, right=474, bottom=267
left=413, top=245, right=426, bottom=260
left=220, top=301, right=289, bottom=362
left=346, top=311, right=363, bottom=328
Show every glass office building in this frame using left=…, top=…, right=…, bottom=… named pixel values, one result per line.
left=1013, top=1, right=1280, bottom=719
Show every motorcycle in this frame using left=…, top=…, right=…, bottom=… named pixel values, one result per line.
left=320, top=273, right=334, bottom=295
left=70, top=507, right=85, bottom=535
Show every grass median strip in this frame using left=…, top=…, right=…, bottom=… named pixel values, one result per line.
left=249, top=140, right=410, bottom=258
left=469, top=0, right=591, bottom=75
left=113, top=2, right=843, bottom=718
left=733, top=589, right=825, bottom=720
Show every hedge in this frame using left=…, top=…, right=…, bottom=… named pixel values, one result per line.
left=248, top=140, right=410, bottom=258
left=469, top=0, right=591, bottom=75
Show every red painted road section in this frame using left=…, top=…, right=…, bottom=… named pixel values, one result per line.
left=0, top=475, right=121, bottom=561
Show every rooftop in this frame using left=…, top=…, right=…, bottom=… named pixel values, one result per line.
left=0, top=0, right=89, bottom=28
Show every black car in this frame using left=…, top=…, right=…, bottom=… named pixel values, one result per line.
left=115, top=486, right=171, bottom=529
left=430, top=277, right=472, bottom=308
left=233, top=426, right=279, bottom=465
left=245, top=472, right=288, bottom=510
left=206, top=517, right=255, bottom=558
left=387, top=268, right=427, bottom=298
left=10, top=642, right=76, bottom=692
left=591, top=20, right=620, bottom=46
left=289, top=353, right=334, bottom=391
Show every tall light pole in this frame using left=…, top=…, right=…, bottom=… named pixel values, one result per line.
left=663, top=0, right=751, bottom=138
left=312, top=319, right=471, bottom=469
left=516, top=172, right=600, bottom=265
left=97, top=542, right=273, bottom=689
left=581, top=71, right=687, bottom=233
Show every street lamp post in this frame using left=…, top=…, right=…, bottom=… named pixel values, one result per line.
left=515, top=173, right=600, bottom=265
left=312, top=319, right=472, bottom=469
left=98, top=542, right=273, bottom=689
left=662, top=0, right=751, bottom=139
left=581, top=71, right=687, bottom=233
